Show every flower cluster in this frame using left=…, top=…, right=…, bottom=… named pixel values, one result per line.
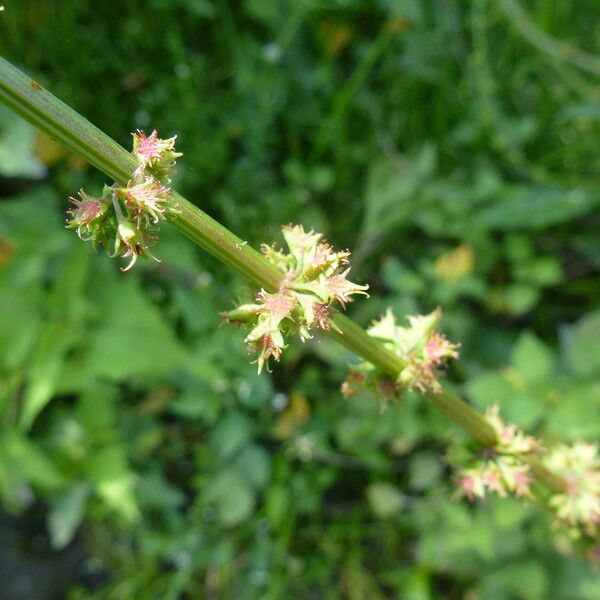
left=342, top=308, right=460, bottom=399
left=223, top=224, right=368, bottom=373
left=66, top=130, right=181, bottom=270
left=456, top=405, right=541, bottom=501
left=544, top=442, right=600, bottom=537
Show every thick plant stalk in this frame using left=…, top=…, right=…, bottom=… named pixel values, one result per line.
left=0, top=56, right=565, bottom=493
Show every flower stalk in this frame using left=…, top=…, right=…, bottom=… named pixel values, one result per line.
left=0, top=56, right=567, bottom=496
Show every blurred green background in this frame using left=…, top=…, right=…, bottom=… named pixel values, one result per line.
left=0, top=1, right=599, bottom=598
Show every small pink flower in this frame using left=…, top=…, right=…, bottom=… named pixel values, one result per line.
left=133, top=129, right=164, bottom=163
left=484, top=468, right=507, bottom=497
left=458, top=475, right=477, bottom=500
left=458, top=471, right=485, bottom=500
left=120, top=178, right=170, bottom=226
left=545, top=442, right=600, bottom=534
left=513, top=470, right=533, bottom=498
left=226, top=224, right=369, bottom=373
left=257, top=290, right=296, bottom=321
left=67, top=190, right=103, bottom=219
left=252, top=333, right=284, bottom=373
left=66, top=190, right=108, bottom=243
left=132, top=129, right=182, bottom=176
left=67, top=191, right=103, bottom=223
left=424, top=332, right=460, bottom=365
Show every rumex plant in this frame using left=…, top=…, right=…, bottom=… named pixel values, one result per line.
left=0, top=56, right=598, bottom=560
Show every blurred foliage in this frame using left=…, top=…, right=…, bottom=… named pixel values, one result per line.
left=0, top=0, right=599, bottom=598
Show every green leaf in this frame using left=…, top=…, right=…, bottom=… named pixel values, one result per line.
left=409, top=453, right=442, bottom=491
left=504, top=284, right=539, bottom=316
left=169, top=380, right=220, bottom=422
left=514, top=256, right=562, bottom=287
left=204, top=469, right=255, bottom=527
left=0, top=431, right=65, bottom=490
left=136, top=472, right=184, bottom=510
left=361, top=146, right=436, bottom=243
left=477, top=186, right=593, bottom=230
left=17, top=228, right=89, bottom=431
left=465, top=371, right=513, bottom=410
left=482, top=560, right=548, bottom=600
left=562, top=310, right=600, bottom=377
left=367, top=482, right=405, bottom=518
left=265, top=483, right=290, bottom=529
left=546, top=383, right=600, bottom=440
left=19, top=322, right=79, bottom=431
left=0, top=187, right=66, bottom=256
left=510, top=332, right=554, bottom=384
left=73, top=276, right=188, bottom=381
left=46, top=242, right=91, bottom=317
left=210, top=412, right=252, bottom=461
left=0, top=286, right=41, bottom=372
left=86, top=445, right=139, bottom=522
left=48, top=483, right=90, bottom=549
left=465, top=369, right=544, bottom=428
left=77, top=383, right=117, bottom=431
left=232, top=444, right=271, bottom=489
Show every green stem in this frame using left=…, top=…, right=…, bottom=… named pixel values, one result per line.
left=425, top=389, right=497, bottom=447
left=0, top=56, right=565, bottom=494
